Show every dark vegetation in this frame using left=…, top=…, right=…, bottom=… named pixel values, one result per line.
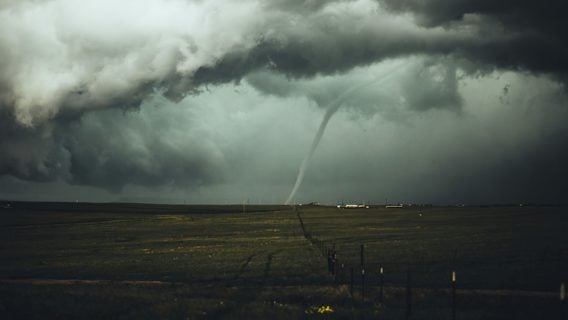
left=0, top=201, right=567, bottom=319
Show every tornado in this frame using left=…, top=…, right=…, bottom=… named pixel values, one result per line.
left=284, top=62, right=406, bottom=205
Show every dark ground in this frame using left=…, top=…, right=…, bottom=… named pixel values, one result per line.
left=1, top=201, right=567, bottom=319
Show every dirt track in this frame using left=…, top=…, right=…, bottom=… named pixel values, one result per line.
left=0, top=278, right=558, bottom=298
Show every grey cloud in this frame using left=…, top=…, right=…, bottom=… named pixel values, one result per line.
left=1, top=72, right=567, bottom=204
left=1, top=0, right=568, bottom=198
left=1, top=96, right=227, bottom=192
left=0, top=109, right=67, bottom=182
left=400, top=58, right=462, bottom=111
left=2, top=0, right=565, bottom=129
left=246, top=57, right=462, bottom=114
left=378, top=0, right=566, bottom=30
left=60, top=100, right=227, bottom=192
left=378, top=0, right=568, bottom=82
left=262, top=0, right=349, bottom=12
left=0, top=0, right=263, bottom=127
left=296, top=74, right=568, bottom=205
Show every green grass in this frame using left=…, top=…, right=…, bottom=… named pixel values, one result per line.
left=0, top=202, right=567, bottom=319
left=299, top=206, right=568, bottom=290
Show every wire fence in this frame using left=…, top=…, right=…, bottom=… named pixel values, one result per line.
left=295, top=207, right=568, bottom=319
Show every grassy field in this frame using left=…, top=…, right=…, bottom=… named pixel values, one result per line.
left=0, top=202, right=567, bottom=319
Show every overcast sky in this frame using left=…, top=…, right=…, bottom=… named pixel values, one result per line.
left=1, top=0, right=567, bottom=205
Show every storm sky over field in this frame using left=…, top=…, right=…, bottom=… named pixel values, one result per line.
left=1, top=0, right=567, bottom=204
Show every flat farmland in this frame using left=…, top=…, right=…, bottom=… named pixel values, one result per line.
left=0, top=202, right=567, bottom=319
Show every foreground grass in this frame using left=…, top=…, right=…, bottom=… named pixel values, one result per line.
left=0, top=202, right=567, bottom=319
left=299, top=205, right=568, bottom=290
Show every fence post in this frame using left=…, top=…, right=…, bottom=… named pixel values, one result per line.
left=361, top=244, right=365, bottom=300
left=350, top=267, right=354, bottom=298
left=360, top=244, right=365, bottom=268
left=379, top=265, right=384, bottom=303
left=362, top=267, right=365, bottom=301
left=327, top=249, right=331, bottom=273
left=561, top=282, right=566, bottom=319
left=451, top=270, right=457, bottom=320
left=406, top=268, right=412, bottom=319
left=334, top=258, right=339, bottom=284
left=332, top=243, right=336, bottom=277
left=332, top=248, right=337, bottom=282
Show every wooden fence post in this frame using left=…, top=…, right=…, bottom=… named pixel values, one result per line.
left=406, top=268, right=412, bottom=319
left=334, top=258, right=339, bottom=284
left=327, top=248, right=331, bottom=273
left=350, top=267, right=354, bottom=298
left=332, top=243, right=336, bottom=277
left=331, top=248, right=337, bottom=282
left=360, top=244, right=365, bottom=268
left=379, top=265, right=384, bottom=303
left=361, top=244, right=365, bottom=300
left=451, top=270, right=457, bottom=320
left=362, top=267, right=365, bottom=301
left=561, top=282, right=566, bottom=319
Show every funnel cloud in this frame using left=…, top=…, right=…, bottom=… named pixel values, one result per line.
left=284, top=62, right=407, bottom=204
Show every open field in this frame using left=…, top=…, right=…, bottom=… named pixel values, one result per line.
left=1, top=202, right=567, bottom=319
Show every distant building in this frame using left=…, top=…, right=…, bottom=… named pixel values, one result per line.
left=338, top=204, right=369, bottom=209
left=385, top=204, right=403, bottom=208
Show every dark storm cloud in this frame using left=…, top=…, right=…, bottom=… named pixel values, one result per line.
left=292, top=74, right=568, bottom=205
left=0, top=111, right=65, bottom=182
left=378, top=0, right=568, bottom=81
left=194, top=0, right=568, bottom=85
left=61, top=107, right=225, bottom=191
left=400, top=59, right=462, bottom=111
left=378, top=0, right=566, bottom=30
left=1, top=103, right=226, bottom=191
left=2, top=0, right=565, bottom=125
left=1, top=0, right=567, bottom=195
left=192, top=15, right=455, bottom=85
left=263, top=0, right=348, bottom=12
left=246, top=57, right=462, bottom=114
